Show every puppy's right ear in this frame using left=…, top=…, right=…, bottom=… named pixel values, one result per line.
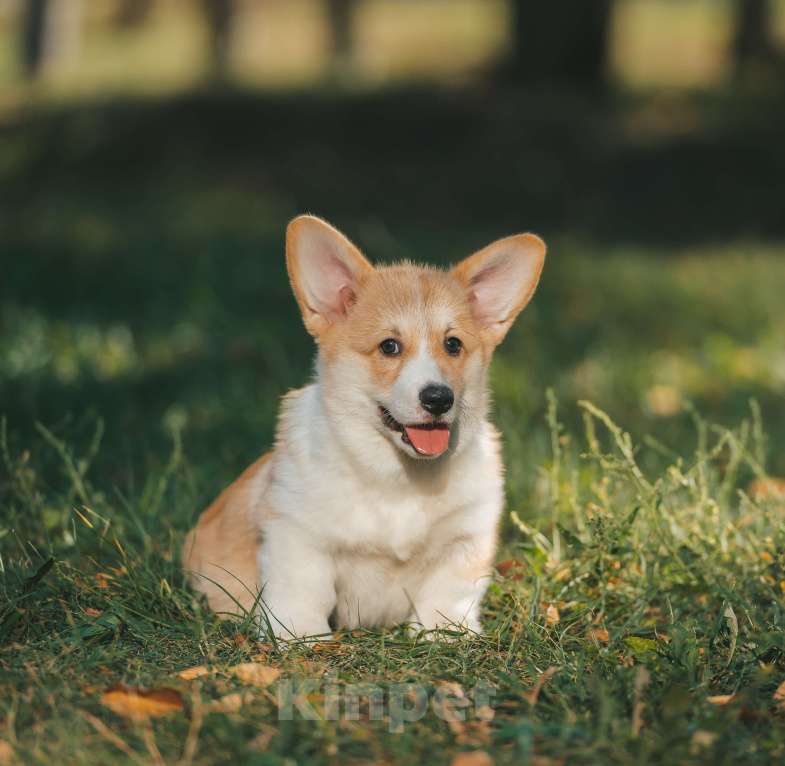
left=286, top=215, right=373, bottom=337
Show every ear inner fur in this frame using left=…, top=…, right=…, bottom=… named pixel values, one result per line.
left=451, top=233, right=546, bottom=346
left=286, top=215, right=374, bottom=337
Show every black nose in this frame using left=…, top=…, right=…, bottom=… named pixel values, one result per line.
left=419, top=384, right=454, bottom=416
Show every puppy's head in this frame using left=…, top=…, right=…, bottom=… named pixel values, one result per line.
left=286, top=215, right=545, bottom=464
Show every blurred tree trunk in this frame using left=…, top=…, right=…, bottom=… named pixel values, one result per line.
left=733, top=0, right=775, bottom=74
left=326, top=0, right=355, bottom=63
left=201, top=0, right=236, bottom=78
left=22, top=0, right=82, bottom=79
left=507, top=0, right=614, bottom=90
left=114, top=0, right=155, bottom=30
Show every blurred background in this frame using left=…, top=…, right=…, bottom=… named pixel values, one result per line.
left=2, top=0, right=785, bottom=502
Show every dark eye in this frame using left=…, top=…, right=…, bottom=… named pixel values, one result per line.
left=379, top=338, right=402, bottom=356
left=444, top=336, right=462, bottom=356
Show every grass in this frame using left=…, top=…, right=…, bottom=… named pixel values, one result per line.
left=2, top=389, right=785, bottom=764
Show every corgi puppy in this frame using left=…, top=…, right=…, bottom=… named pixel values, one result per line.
left=183, top=215, right=546, bottom=639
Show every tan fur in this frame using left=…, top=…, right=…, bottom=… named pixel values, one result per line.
left=320, top=264, right=483, bottom=400
left=182, top=453, right=272, bottom=614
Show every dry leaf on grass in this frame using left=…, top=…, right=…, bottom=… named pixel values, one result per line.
left=523, top=667, right=560, bottom=707
left=248, top=723, right=277, bottom=751
left=545, top=604, right=560, bottom=626
left=772, top=680, right=785, bottom=710
left=587, top=627, right=610, bottom=643
left=94, top=573, right=113, bottom=590
left=208, top=692, right=255, bottom=714
left=690, top=730, right=718, bottom=753
left=0, top=740, right=14, bottom=765
left=310, top=641, right=346, bottom=653
left=495, top=559, right=524, bottom=580
left=707, top=694, right=736, bottom=706
left=748, top=477, right=785, bottom=501
left=100, top=684, right=183, bottom=721
left=450, top=751, right=493, bottom=766
left=178, top=665, right=210, bottom=681
left=229, top=663, right=281, bottom=687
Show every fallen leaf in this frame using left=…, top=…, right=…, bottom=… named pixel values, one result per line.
left=310, top=641, right=345, bottom=653
left=94, top=573, right=113, bottom=590
left=450, top=751, right=493, bottom=766
left=0, top=740, right=14, bottom=765
left=773, top=680, right=785, bottom=710
left=177, top=665, right=210, bottom=681
left=545, top=604, right=560, bottom=626
left=690, top=730, right=718, bottom=753
left=707, top=694, right=736, bottom=705
left=748, top=477, right=785, bottom=501
left=83, top=607, right=102, bottom=618
left=522, top=667, right=560, bottom=707
left=100, top=684, right=183, bottom=721
left=588, top=627, right=610, bottom=643
left=475, top=705, right=495, bottom=722
left=495, top=559, right=524, bottom=579
left=208, top=692, right=254, bottom=714
left=229, top=663, right=281, bottom=687
left=248, top=723, right=277, bottom=751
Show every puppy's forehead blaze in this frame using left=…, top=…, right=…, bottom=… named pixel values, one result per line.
left=349, top=265, right=473, bottom=340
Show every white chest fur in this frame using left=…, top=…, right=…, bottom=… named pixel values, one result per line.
left=255, top=384, right=503, bottom=635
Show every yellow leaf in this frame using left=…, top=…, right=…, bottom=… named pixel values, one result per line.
left=229, top=662, right=281, bottom=687
left=707, top=694, right=736, bottom=705
left=545, top=604, right=560, bottom=626
left=495, top=559, right=524, bottom=579
left=450, top=751, right=493, bottom=766
left=749, top=477, right=785, bottom=501
left=522, top=667, right=560, bottom=707
left=0, top=740, right=15, bottom=765
left=208, top=692, right=254, bottom=713
left=94, top=573, right=113, bottom=590
left=310, top=641, right=345, bottom=653
left=177, top=665, right=210, bottom=681
left=588, top=627, right=610, bottom=643
left=773, top=680, right=785, bottom=710
left=100, top=684, right=183, bottom=721
left=690, top=730, right=718, bottom=753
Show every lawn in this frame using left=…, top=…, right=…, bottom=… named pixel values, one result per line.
left=2, top=82, right=785, bottom=763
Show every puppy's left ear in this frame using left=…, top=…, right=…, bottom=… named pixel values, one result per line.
left=451, top=233, right=546, bottom=346
left=286, top=215, right=374, bottom=337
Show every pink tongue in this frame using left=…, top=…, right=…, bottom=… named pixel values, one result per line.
left=404, top=425, right=450, bottom=456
